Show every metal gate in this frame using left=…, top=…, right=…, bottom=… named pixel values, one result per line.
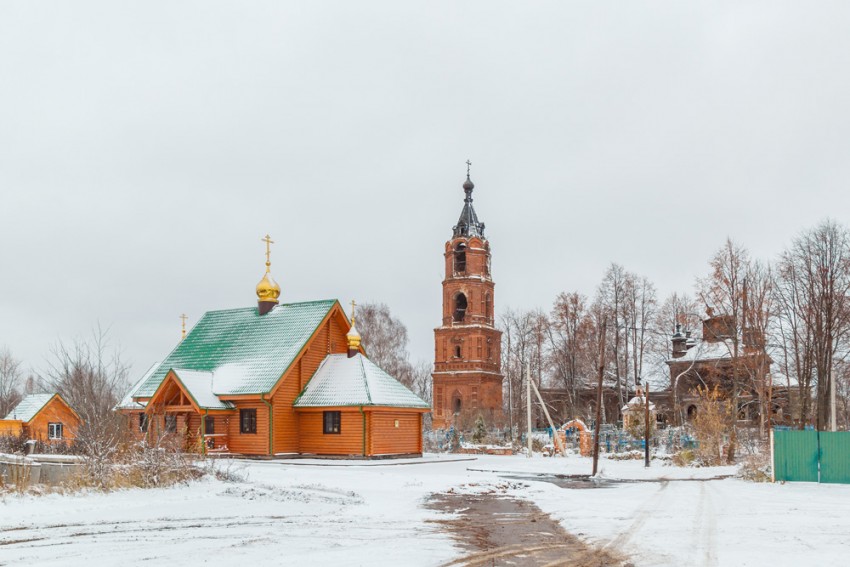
left=818, top=432, right=850, bottom=484
left=773, top=429, right=850, bottom=484
left=773, top=429, right=819, bottom=482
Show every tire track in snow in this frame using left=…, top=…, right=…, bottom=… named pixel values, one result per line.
left=604, top=480, right=671, bottom=551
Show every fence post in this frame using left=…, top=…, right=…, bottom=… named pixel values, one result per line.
left=770, top=428, right=775, bottom=483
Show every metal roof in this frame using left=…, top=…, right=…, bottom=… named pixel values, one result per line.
left=452, top=176, right=486, bottom=238
left=293, top=353, right=430, bottom=409
left=4, top=393, right=56, bottom=422
left=134, top=299, right=337, bottom=398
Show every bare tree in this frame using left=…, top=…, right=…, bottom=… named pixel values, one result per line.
left=596, top=264, right=629, bottom=411
left=499, top=308, right=539, bottom=433
left=696, top=238, right=749, bottom=457
left=774, top=220, right=850, bottom=430
left=356, top=302, right=431, bottom=399
left=547, top=292, right=597, bottom=417
left=41, top=326, right=129, bottom=464
left=0, top=347, right=23, bottom=418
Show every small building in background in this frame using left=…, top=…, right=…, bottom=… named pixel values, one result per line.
left=0, top=393, right=81, bottom=443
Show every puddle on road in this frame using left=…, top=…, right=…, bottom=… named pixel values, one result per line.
left=498, top=474, right=608, bottom=490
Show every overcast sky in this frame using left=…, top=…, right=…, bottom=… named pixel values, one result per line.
left=2, top=2, right=850, bottom=383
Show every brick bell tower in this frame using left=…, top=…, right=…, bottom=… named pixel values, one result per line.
left=432, top=164, right=503, bottom=430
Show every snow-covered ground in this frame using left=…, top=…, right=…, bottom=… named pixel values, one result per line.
left=1, top=453, right=848, bottom=566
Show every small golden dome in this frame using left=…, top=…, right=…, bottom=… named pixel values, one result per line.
left=347, top=324, right=361, bottom=351
left=256, top=272, right=281, bottom=304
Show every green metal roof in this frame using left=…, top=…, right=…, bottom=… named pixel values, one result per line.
left=134, top=300, right=337, bottom=398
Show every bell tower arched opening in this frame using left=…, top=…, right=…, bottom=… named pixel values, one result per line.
left=454, top=244, right=467, bottom=274
left=453, top=293, right=468, bottom=323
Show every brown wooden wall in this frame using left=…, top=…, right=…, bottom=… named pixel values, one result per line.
left=226, top=401, right=269, bottom=454
left=368, top=410, right=423, bottom=455
left=298, top=408, right=424, bottom=457
left=0, top=419, right=23, bottom=436
left=27, top=398, right=80, bottom=442
left=271, top=309, right=350, bottom=454
left=298, top=409, right=367, bottom=456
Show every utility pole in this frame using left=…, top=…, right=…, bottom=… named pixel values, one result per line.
left=830, top=373, right=837, bottom=432
left=644, top=380, right=651, bottom=468
left=592, top=319, right=607, bottom=476
left=526, top=361, right=532, bottom=458
left=507, top=332, right=514, bottom=443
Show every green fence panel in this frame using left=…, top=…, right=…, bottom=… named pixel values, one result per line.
left=774, top=430, right=819, bottom=482
left=818, top=432, right=850, bottom=484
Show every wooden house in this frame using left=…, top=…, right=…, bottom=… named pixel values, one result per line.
left=118, top=241, right=430, bottom=458
left=0, top=393, right=81, bottom=443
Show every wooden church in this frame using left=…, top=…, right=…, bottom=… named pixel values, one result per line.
left=118, top=237, right=429, bottom=458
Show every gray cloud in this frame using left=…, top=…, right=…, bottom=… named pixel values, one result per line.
left=2, top=2, right=850, bottom=378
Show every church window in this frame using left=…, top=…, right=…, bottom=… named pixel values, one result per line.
left=240, top=409, right=257, bottom=434
left=485, top=293, right=492, bottom=320
left=323, top=411, right=341, bottom=434
left=487, top=339, right=492, bottom=360
left=139, top=414, right=149, bottom=433
left=455, top=345, right=462, bottom=359
left=165, top=414, right=177, bottom=433
left=48, top=422, right=63, bottom=440
left=453, top=293, right=467, bottom=322
left=205, top=417, right=215, bottom=435
left=477, top=338, right=482, bottom=358
left=454, top=244, right=467, bottom=274
left=454, top=397, right=462, bottom=414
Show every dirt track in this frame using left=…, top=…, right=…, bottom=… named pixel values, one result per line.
left=428, top=492, right=629, bottom=567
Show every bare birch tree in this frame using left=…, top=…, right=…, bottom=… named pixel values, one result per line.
left=774, top=220, right=850, bottom=430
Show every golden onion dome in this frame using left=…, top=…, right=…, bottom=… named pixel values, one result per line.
left=347, top=324, right=362, bottom=351
left=256, top=271, right=281, bottom=304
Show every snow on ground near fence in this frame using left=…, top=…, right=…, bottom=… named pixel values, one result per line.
left=1, top=454, right=849, bottom=566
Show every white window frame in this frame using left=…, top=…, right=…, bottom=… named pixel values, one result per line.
left=48, top=422, right=64, bottom=440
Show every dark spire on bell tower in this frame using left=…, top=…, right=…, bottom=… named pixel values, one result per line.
left=453, top=160, right=486, bottom=238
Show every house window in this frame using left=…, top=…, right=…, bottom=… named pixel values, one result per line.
left=240, top=409, right=257, bottom=434
left=165, top=414, right=177, bottom=433
left=204, top=417, right=215, bottom=435
left=323, top=411, right=341, bottom=434
left=48, top=423, right=63, bottom=440
left=139, top=414, right=149, bottom=433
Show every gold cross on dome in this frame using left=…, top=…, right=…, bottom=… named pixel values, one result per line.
left=262, top=234, right=274, bottom=271
left=180, top=314, right=188, bottom=340
left=350, top=299, right=357, bottom=323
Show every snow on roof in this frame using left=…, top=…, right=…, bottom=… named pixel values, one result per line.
left=668, top=339, right=737, bottom=363
left=293, top=354, right=430, bottom=409
left=116, top=363, right=158, bottom=410
left=172, top=369, right=235, bottom=410
left=4, top=393, right=55, bottom=422
left=622, top=396, right=656, bottom=412
left=133, top=300, right=336, bottom=398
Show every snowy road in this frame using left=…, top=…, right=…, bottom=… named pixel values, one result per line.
left=1, top=455, right=849, bottom=566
